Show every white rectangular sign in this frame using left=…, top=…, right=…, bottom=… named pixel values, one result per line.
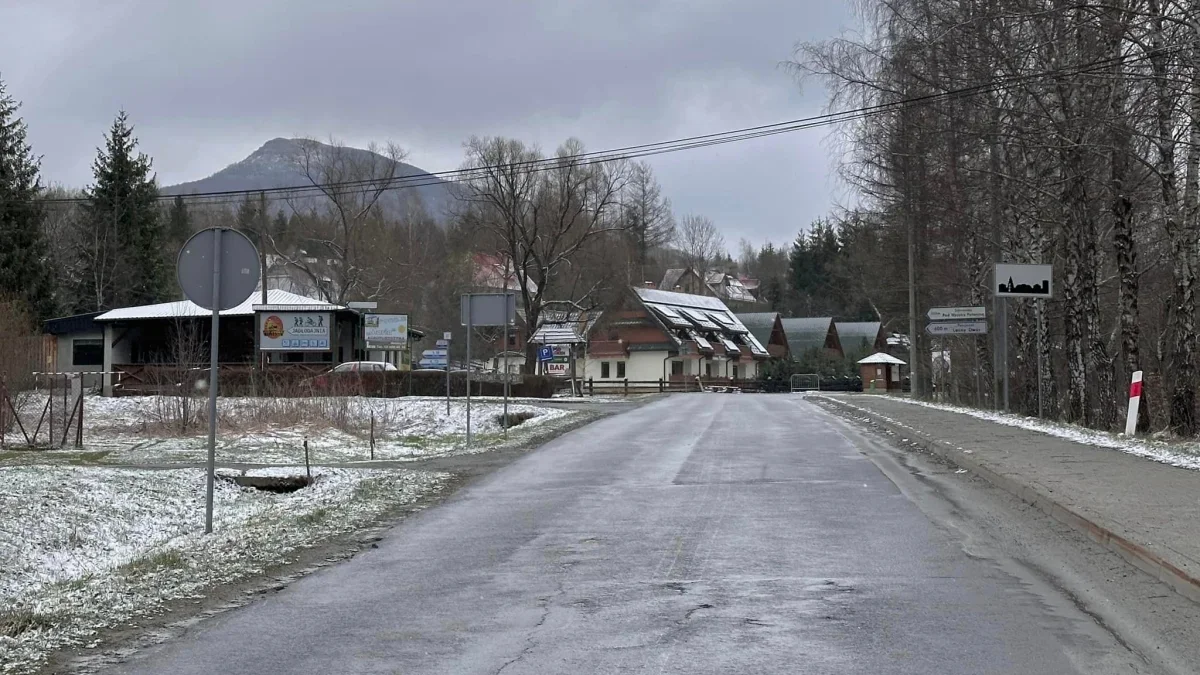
left=546, top=362, right=569, bottom=377
left=364, top=314, right=408, bottom=349
left=927, top=306, right=986, bottom=321
left=259, top=312, right=332, bottom=351
left=925, top=320, right=988, bottom=336
left=995, top=264, right=1053, bottom=298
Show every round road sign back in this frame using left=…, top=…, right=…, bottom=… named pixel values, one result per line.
left=177, top=228, right=261, bottom=311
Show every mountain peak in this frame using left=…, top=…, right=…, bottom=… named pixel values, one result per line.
left=160, top=138, right=454, bottom=221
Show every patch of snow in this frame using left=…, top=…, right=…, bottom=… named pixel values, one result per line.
left=0, top=465, right=447, bottom=674
left=837, top=395, right=1200, bottom=471
left=3, top=396, right=575, bottom=465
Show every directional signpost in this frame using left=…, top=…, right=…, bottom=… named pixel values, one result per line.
left=925, top=320, right=987, bottom=336
left=421, top=350, right=448, bottom=366
left=925, top=307, right=987, bottom=336
left=925, top=307, right=987, bottom=406
left=927, top=306, right=986, bottom=321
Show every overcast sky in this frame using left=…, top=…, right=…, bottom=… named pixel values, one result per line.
left=1, top=0, right=852, bottom=247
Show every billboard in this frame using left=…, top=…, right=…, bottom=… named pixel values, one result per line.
left=995, top=264, right=1053, bottom=298
left=259, top=312, right=332, bottom=351
left=364, top=313, right=408, bottom=349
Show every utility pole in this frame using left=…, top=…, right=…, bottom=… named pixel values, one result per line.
left=257, top=191, right=268, bottom=372
left=258, top=191, right=268, bottom=307
left=907, top=210, right=919, bottom=398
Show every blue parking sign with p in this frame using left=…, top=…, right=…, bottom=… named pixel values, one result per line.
left=537, top=345, right=554, bottom=362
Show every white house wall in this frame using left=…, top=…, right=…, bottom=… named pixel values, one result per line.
left=102, top=324, right=132, bottom=396
left=585, top=351, right=671, bottom=382
left=585, top=352, right=761, bottom=383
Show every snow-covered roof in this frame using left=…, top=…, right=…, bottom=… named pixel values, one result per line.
left=635, top=287, right=729, bottom=311
left=530, top=325, right=585, bottom=345
left=96, top=290, right=341, bottom=322
left=858, top=352, right=906, bottom=365
left=632, top=287, right=769, bottom=357
left=660, top=268, right=688, bottom=291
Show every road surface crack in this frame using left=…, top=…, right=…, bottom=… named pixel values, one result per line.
left=494, top=580, right=562, bottom=674
left=684, top=603, right=714, bottom=620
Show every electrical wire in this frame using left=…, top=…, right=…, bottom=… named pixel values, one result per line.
left=35, top=44, right=1179, bottom=208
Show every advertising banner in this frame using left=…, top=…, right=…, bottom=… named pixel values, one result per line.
left=365, top=314, right=409, bottom=349
left=259, top=312, right=332, bottom=351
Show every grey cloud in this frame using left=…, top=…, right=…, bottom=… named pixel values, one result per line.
left=1, top=0, right=850, bottom=244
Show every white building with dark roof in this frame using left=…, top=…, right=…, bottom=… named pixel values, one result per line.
left=586, top=286, right=769, bottom=387
left=45, top=289, right=423, bottom=395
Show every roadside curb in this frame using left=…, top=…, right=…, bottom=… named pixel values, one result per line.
left=814, top=394, right=1200, bottom=605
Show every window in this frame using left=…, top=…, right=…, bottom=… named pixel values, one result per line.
left=72, top=338, right=103, bottom=367
left=733, top=365, right=740, bottom=380
left=601, top=361, right=611, bottom=379
left=616, top=361, right=626, bottom=378
left=671, top=360, right=684, bottom=376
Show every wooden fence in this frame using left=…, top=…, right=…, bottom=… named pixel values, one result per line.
left=582, top=378, right=763, bottom=396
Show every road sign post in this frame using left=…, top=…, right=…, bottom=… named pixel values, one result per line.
left=442, top=332, right=453, bottom=415
left=925, top=320, right=988, bottom=336
left=503, top=295, right=509, bottom=438
left=460, top=294, right=516, bottom=450
left=927, top=306, right=986, bottom=321
left=925, top=307, right=988, bottom=404
left=177, top=228, right=260, bottom=534
left=992, top=263, right=1054, bottom=414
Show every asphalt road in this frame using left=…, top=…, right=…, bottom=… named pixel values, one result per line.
left=103, top=394, right=1170, bottom=674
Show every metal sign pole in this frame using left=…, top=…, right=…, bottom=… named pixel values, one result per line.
left=1001, top=297, right=1010, bottom=413
left=1037, top=298, right=1045, bottom=418
left=502, top=294, right=509, bottom=437
left=443, top=331, right=452, bottom=417
left=466, top=302, right=472, bottom=450
left=204, top=229, right=222, bottom=535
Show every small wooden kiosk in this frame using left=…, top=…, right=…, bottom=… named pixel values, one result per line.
left=858, top=352, right=906, bottom=393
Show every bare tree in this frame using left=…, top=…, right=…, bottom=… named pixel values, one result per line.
left=622, top=161, right=675, bottom=282
left=677, top=214, right=726, bottom=273
left=276, top=137, right=409, bottom=304
left=457, top=136, right=630, bottom=371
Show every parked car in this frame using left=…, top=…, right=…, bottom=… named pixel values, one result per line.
left=307, top=361, right=398, bottom=394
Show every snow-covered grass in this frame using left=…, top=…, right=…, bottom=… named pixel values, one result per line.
left=2, top=395, right=575, bottom=465
left=829, top=394, right=1200, bottom=471
left=0, top=465, right=448, bottom=674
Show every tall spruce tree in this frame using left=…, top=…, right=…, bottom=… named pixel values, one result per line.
left=0, top=78, right=56, bottom=320
left=72, top=111, right=167, bottom=310
left=166, top=194, right=191, bottom=250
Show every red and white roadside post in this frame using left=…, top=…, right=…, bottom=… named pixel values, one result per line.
left=1125, top=370, right=1143, bottom=436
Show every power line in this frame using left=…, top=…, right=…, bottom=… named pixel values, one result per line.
left=36, top=44, right=1177, bottom=208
